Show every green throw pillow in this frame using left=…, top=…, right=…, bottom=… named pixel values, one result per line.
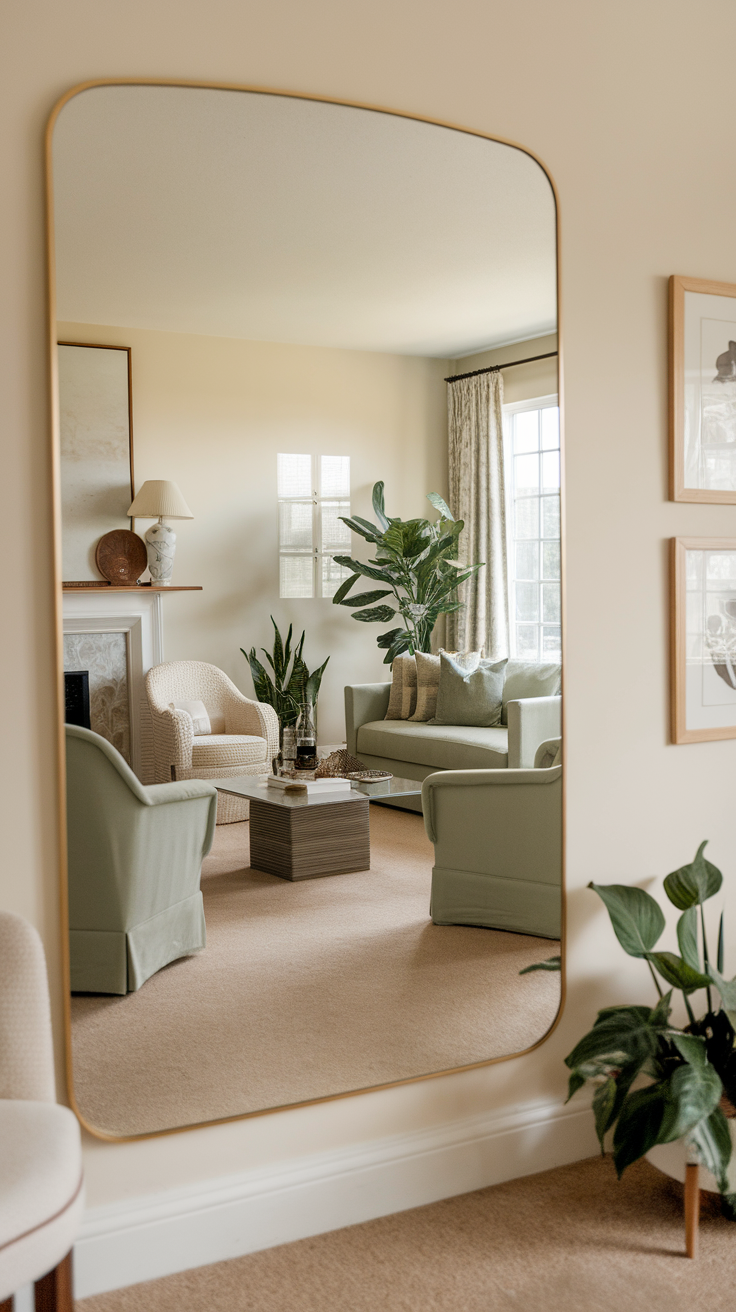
left=431, top=652, right=507, bottom=728
left=501, top=660, right=562, bottom=725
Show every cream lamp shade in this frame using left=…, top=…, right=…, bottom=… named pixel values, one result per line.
left=127, top=480, right=193, bottom=520
left=127, top=481, right=193, bottom=586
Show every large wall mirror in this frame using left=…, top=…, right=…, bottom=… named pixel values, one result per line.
left=49, top=83, right=563, bottom=1139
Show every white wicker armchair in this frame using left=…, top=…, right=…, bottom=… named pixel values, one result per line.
left=145, top=661, right=279, bottom=823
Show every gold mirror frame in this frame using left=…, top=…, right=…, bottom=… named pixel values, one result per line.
left=46, top=79, right=566, bottom=1142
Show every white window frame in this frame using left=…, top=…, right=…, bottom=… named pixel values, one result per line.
left=278, top=454, right=351, bottom=599
left=502, top=394, right=561, bottom=663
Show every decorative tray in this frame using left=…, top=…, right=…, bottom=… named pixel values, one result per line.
left=347, top=770, right=393, bottom=782
left=95, top=529, right=148, bottom=584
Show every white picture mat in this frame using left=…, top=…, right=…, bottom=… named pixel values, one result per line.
left=685, top=546, right=736, bottom=731
left=683, top=290, right=736, bottom=493
left=59, top=343, right=132, bottom=580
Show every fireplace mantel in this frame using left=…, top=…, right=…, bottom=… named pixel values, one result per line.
left=62, top=587, right=201, bottom=782
left=62, top=585, right=202, bottom=592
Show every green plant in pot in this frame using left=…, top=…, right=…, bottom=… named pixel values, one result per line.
left=332, top=481, right=483, bottom=664
left=243, top=617, right=329, bottom=735
left=564, top=842, right=736, bottom=1215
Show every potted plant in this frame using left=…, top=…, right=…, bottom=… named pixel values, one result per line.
left=332, top=481, right=483, bottom=664
left=243, top=617, right=329, bottom=735
left=563, top=842, right=736, bottom=1218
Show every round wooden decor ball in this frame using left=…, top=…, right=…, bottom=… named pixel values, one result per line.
left=95, top=530, right=148, bottom=584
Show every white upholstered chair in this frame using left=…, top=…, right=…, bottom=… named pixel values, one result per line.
left=0, top=912, right=84, bottom=1311
left=145, top=661, right=279, bottom=822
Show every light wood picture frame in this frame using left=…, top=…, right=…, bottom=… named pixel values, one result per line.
left=669, top=275, right=736, bottom=503
left=671, top=536, right=736, bottom=743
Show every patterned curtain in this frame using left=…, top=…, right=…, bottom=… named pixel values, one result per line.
left=445, top=371, right=509, bottom=659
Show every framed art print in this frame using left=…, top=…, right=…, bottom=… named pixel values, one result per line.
left=671, top=537, right=736, bottom=743
left=58, top=341, right=134, bottom=581
left=670, top=276, right=736, bottom=503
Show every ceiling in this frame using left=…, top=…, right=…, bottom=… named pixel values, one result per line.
left=53, top=86, right=557, bottom=358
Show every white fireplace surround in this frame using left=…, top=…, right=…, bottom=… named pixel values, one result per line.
left=62, top=591, right=165, bottom=783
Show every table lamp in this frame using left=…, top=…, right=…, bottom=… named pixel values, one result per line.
left=127, top=480, right=193, bottom=585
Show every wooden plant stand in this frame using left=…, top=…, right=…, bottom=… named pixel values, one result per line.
left=685, top=1162, right=700, bottom=1259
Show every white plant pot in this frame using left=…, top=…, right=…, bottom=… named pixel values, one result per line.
left=647, top=1122, right=736, bottom=1193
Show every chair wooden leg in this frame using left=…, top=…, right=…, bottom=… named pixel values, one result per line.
left=34, top=1251, right=73, bottom=1312
left=0, top=1297, right=14, bottom=1311
left=685, top=1162, right=700, bottom=1259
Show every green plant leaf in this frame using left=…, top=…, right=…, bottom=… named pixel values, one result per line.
left=588, top=883, right=665, bottom=958
left=283, top=623, right=293, bottom=677
left=566, top=1070, right=586, bottom=1102
left=650, top=990, right=674, bottom=1026
left=707, top=965, right=736, bottom=1028
left=332, top=556, right=392, bottom=584
left=664, top=841, right=723, bottom=909
left=677, top=907, right=700, bottom=973
left=671, top=1033, right=708, bottom=1068
left=376, top=627, right=405, bottom=650
left=332, top=573, right=360, bottom=605
left=244, top=649, right=275, bottom=707
left=426, top=492, right=455, bottom=520
left=383, top=634, right=413, bottom=664
left=564, top=1006, right=664, bottom=1074
left=519, top=956, right=561, bottom=974
left=613, top=1083, right=668, bottom=1177
left=414, top=531, right=467, bottom=580
left=659, top=1060, right=722, bottom=1144
left=270, top=616, right=285, bottom=686
left=592, top=1076, right=618, bottom=1152
left=382, top=524, right=406, bottom=556
left=351, top=605, right=397, bottom=624
left=398, top=520, right=434, bottom=559
left=339, top=516, right=383, bottom=543
left=645, top=952, right=711, bottom=994
left=372, top=481, right=390, bottom=531
left=305, top=656, right=329, bottom=706
left=338, top=590, right=394, bottom=608
left=689, top=1107, right=732, bottom=1194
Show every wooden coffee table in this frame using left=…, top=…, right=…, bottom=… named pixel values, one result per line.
left=211, top=778, right=370, bottom=881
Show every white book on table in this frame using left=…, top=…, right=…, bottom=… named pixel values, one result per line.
left=266, top=776, right=352, bottom=794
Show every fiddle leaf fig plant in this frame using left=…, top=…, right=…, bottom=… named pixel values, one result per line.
left=563, top=842, right=736, bottom=1212
left=331, top=481, right=483, bottom=664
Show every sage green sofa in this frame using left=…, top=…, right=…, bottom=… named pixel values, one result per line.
left=66, top=725, right=218, bottom=994
left=422, top=763, right=562, bottom=938
left=345, top=671, right=561, bottom=813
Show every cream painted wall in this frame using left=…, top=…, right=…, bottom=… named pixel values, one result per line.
left=57, top=322, right=449, bottom=742
left=453, top=333, right=558, bottom=406
left=4, top=0, right=736, bottom=1214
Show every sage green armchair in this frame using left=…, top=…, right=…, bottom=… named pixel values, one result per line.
left=66, top=725, right=218, bottom=994
left=421, top=764, right=562, bottom=938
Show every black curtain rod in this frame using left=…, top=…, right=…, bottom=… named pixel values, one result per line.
left=444, top=350, right=557, bottom=384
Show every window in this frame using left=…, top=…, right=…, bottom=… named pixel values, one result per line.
left=503, top=396, right=561, bottom=662
left=277, top=454, right=352, bottom=599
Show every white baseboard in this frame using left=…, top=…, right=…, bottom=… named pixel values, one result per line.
left=74, top=1096, right=596, bottom=1299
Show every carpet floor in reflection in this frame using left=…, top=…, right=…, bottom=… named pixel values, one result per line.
left=70, top=807, right=560, bottom=1135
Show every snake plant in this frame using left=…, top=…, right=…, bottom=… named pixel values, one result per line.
left=243, top=617, right=329, bottom=731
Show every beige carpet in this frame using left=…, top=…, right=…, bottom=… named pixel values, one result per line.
left=71, top=808, right=560, bottom=1135
left=78, top=1156, right=736, bottom=1312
